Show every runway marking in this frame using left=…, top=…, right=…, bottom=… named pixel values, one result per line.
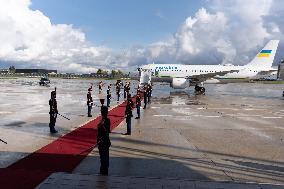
left=226, top=114, right=262, bottom=117
left=204, top=115, right=221, bottom=118
left=0, top=111, right=13, bottom=115
left=243, top=108, right=264, bottom=111
left=205, top=107, right=239, bottom=111
left=190, top=115, right=220, bottom=118
left=263, top=117, right=282, bottom=119
left=151, top=107, right=161, bottom=109
left=153, top=115, right=173, bottom=117
left=234, top=124, right=272, bottom=139
left=273, top=126, right=284, bottom=130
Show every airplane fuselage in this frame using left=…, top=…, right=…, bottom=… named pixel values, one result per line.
left=140, top=64, right=274, bottom=79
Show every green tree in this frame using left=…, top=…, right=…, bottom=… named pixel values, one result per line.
left=111, top=70, right=117, bottom=77
left=97, top=69, right=102, bottom=74
left=117, top=70, right=123, bottom=75
left=9, top=66, right=16, bottom=73
left=102, top=70, right=108, bottom=75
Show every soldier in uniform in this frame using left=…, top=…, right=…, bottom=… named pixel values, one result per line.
left=106, top=84, right=111, bottom=107
left=98, top=81, right=103, bottom=94
left=126, top=82, right=131, bottom=98
left=143, top=84, right=148, bottom=109
left=97, top=105, right=111, bottom=175
left=116, top=80, right=121, bottom=102
left=147, top=84, right=152, bottom=104
left=49, top=88, right=58, bottom=133
left=135, top=90, right=141, bottom=119
left=124, top=94, right=134, bottom=135
left=87, top=86, right=93, bottom=117
left=123, top=82, right=127, bottom=99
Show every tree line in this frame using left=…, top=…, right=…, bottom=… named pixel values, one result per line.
left=97, top=69, right=124, bottom=77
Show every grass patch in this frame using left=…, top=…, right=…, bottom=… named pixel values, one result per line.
left=0, top=77, right=18, bottom=79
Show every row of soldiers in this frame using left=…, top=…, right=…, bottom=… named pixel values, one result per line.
left=49, top=81, right=152, bottom=133
left=96, top=83, right=152, bottom=175
left=124, top=83, right=152, bottom=135
left=48, top=81, right=153, bottom=175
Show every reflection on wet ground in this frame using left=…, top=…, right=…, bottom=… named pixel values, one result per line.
left=0, top=78, right=139, bottom=127
left=4, top=121, right=26, bottom=127
left=1, top=79, right=283, bottom=128
left=1, top=78, right=284, bottom=184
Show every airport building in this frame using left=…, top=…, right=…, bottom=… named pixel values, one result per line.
left=0, top=69, right=9, bottom=74
left=15, top=69, right=57, bottom=74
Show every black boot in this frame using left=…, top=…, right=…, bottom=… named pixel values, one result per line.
left=50, top=126, right=58, bottom=133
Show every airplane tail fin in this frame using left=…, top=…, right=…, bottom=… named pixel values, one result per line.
left=247, top=40, right=279, bottom=67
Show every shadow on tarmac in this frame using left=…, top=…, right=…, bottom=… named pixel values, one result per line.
left=106, top=136, right=284, bottom=183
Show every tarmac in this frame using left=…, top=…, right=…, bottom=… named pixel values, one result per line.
left=0, top=78, right=284, bottom=188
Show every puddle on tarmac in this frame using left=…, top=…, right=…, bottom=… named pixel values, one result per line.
left=4, top=121, right=26, bottom=127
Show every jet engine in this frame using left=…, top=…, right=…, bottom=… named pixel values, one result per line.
left=170, top=78, right=188, bottom=89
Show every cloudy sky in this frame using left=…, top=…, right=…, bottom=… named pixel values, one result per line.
left=0, top=0, right=284, bottom=73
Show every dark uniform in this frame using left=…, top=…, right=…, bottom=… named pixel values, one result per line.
left=125, top=94, right=134, bottom=135
left=147, top=84, right=152, bottom=104
left=49, top=89, right=58, bottom=133
left=99, top=81, right=103, bottom=94
left=97, top=106, right=111, bottom=175
left=135, top=94, right=141, bottom=119
left=116, top=80, right=121, bottom=102
left=87, top=87, right=93, bottom=117
left=143, top=85, right=148, bottom=109
left=123, top=84, right=127, bottom=99
left=126, top=83, right=130, bottom=98
left=106, top=86, right=111, bottom=107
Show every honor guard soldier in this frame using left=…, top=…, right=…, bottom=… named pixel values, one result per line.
left=106, top=84, right=111, bottom=107
left=87, top=85, right=93, bottom=117
left=126, top=82, right=131, bottom=97
left=135, top=90, right=141, bottom=119
left=147, top=84, right=152, bottom=104
left=49, top=88, right=58, bottom=133
left=97, top=105, right=111, bottom=175
left=124, top=94, right=134, bottom=135
left=99, top=81, right=103, bottom=94
left=123, top=82, right=127, bottom=99
left=116, top=80, right=121, bottom=102
left=143, top=84, right=148, bottom=109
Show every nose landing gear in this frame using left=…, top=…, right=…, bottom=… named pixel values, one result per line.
left=195, top=84, right=205, bottom=95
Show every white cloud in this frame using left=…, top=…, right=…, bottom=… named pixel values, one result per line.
left=148, top=0, right=284, bottom=66
left=1, top=0, right=284, bottom=73
left=0, top=0, right=138, bottom=73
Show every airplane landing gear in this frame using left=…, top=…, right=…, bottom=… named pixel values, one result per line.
left=194, top=85, right=205, bottom=95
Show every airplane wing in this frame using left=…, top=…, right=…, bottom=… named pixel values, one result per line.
left=187, top=70, right=239, bottom=83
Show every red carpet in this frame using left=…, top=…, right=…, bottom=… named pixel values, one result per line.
left=0, top=97, right=136, bottom=189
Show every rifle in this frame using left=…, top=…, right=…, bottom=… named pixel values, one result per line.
left=58, top=113, right=70, bottom=120
left=0, top=138, right=7, bottom=144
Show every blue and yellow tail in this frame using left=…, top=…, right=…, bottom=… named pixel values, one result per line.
left=247, top=40, right=279, bottom=67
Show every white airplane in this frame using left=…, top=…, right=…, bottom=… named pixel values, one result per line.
left=139, top=40, right=279, bottom=92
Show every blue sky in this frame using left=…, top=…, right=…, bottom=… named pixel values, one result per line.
left=1, top=0, right=283, bottom=72
left=31, top=0, right=206, bottom=49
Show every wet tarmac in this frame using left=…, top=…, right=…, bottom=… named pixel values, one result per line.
left=1, top=78, right=284, bottom=186
left=0, top=78, right=138, bottom=167
left=75, top=81, right=284, bottom=185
